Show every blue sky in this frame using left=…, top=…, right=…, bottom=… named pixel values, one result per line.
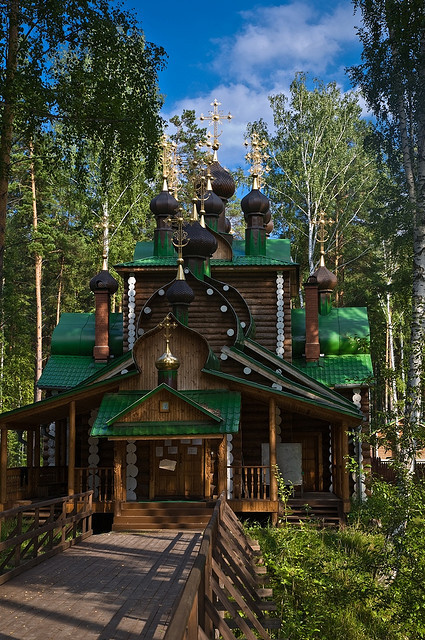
left=125, top=1, right=364, bottom=167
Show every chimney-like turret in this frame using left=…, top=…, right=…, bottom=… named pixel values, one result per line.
left=89, top=266, right=118, bottom=362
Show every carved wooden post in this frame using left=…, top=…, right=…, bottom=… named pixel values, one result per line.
left=269, top=398, right=278, bottom=524
left=217, top=435, right=227, bottom=497
left=27, top=429, right=34, bottom=496
left=67, top=402, right=76, bottom=496
left=0, top=427, right=8, bottom=508
left=341, top=423, right=350, bottom=513
left=114, top=441, right=126, bottom=516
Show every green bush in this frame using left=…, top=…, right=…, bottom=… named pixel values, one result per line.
left=247, top=480, right=425, bottom=639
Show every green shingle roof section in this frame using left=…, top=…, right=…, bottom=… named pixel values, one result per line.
left=37, top=355, right=108, bottom=390
left=91, top=388, right=241, bottom=437
left=51, top=313, right=123, bottom=357
left=292, top=307, right=370, bottom=357
left=292, top=354, right=373, bottom=387
left=118, top=237, right=295, bottom=268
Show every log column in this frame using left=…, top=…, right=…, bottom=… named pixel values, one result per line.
left=0, top=428, right=7, bottom=508
left=269, top=398, right=278, bottom=524
left=67, top=402, right=76, bottom=496
left=114, top=441, right=126, bottom=516
left=217, top=435, right=227, bottom=497
left=341, top=423, right=350, bottom=513
left=27, top=429, right=34, bottom=496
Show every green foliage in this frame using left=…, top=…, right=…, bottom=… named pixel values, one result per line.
left=248, top=479, right=425, bottom=639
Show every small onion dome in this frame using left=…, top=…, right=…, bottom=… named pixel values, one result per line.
left=197, top=189, right=224, bottom=217
left=182, top=221, right=218, bottom=258
left=224, top=217, right=232, bottom=233
left=241, top=188, right=270, bottom=219
left=166, top=278, right=195, bottom=305
left=150, top=189, right=179, bottom=217
left=90, top=269, right=119, bottom=294
left=264, top=208, right=271, bottom=224
left=210, top=161, right=235, bottom=199
left=155, top=348, right=180, bottom=372
left=312, top=265, right=338, bottom=291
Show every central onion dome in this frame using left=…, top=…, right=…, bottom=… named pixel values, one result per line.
left=89, top=269, right=119, bottom=294
left=182, top=221, right=218, bottom=259
left=197, top=187, right=224, bottom=218
left=241, top=187, right=270, bottom=220
left=210, top=161, right=235, bottom=200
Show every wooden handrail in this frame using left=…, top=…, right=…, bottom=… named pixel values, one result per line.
left=164, top=493, right=279, bottom=639
left=0, top=491, right=93, bottom=586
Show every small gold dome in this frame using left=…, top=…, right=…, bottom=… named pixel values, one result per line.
left=155, top=347, right=180, bottom=371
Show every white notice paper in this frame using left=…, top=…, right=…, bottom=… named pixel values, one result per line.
left=187, top=447, right=197, bottom=455
left=156, top=447, right=163, bottom=457
left=159, top=459, right=177, bottom=471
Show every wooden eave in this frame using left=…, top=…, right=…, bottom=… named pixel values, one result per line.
left=0, top=372, right=138, bottom=429
left=202, top=369, right=362, bottom=426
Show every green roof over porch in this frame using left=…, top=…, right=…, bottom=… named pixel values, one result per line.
left=91, top=388, right=241, bottom=438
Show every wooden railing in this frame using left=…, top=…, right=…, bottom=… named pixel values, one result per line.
left=228, top=465, right=270, bottom=500
left=164, top=493, right=279, bottom=639
left=74, top=467, right=113, bottom=503
left=0, top=491, right=93, bottom=586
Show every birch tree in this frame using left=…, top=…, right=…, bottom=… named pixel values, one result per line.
left=349, top=0, right=425, bottom=473
left=252, top=74, right=380, bottom=281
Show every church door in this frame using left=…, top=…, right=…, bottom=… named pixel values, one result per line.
left=154, top=439, right=204, bottom=498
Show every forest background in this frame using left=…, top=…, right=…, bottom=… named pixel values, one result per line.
left=0, top=0, right=424, bottom=473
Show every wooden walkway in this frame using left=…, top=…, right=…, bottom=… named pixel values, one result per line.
left=0, top=531, right=202, bottom=640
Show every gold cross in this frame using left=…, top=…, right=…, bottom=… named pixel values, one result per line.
left=166, top=212, right=190, bottom=280
left=244, top=132, right=269, bottom=189
left=159, top=314, right=178, bottom=344
left=200, top=99, right=232, bottom=154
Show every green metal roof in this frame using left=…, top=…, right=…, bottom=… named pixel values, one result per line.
left=292, top=354, right=373, bottom=387
left=202, top=368, right=363, bottom=420
left=117, top=238, right=295, bottom=269
left=51, top=312, right=123, bottom=357
left=37, top=355, right=108, bottom=390
left=224, top=345, right=357, bottom=413
left=91, top=387, right=241, bottom=438
left=292, top=307, right=370, bottom=357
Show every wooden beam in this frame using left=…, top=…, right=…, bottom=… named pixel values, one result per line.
left=341, top=424, right=350, bottom=512
left=0, top=428, right=8, bottom=507
left=217, top=435, right=227, bottom=496
left=67, top=402, right=76, bottom=496
left=269, top=398, right=278, bottom=505
left=114, top=441, right=126, bottom=516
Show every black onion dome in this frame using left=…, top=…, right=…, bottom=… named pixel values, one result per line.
left=182, top=221, right=218, bottom=258
left=312, top=265, right=338, bottom=291
left=198, top=189, right=224, bottom=216
left=166, top=279, right=195, bottom=305
left=90, top=270, right=119, bottom=294
left=224, top=217, right=232, bottom=233
left=264, top=208, right=271, bottom=224
left=210, top=161, right=235, bottom=199
left=150, top=190, right=179, bottom=217
left=241, top=188, right=270, bottom=218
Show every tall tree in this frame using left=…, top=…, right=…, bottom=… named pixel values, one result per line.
left=0, top=0, right=166, bottom=295
left=349, top=0, right=425, bottom=472
left=250, top=74, right=380, bottom=286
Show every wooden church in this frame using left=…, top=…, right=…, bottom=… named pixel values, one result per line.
left=0, top=119, right=372, bottom=528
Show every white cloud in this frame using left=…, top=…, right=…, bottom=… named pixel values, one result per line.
left=161, top=1, right=362, bottom=169
left=214, top=2, right=358, bottom=87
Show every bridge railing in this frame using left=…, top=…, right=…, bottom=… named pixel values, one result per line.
left=164, top=492, right=279, bottom=640
left=0, top=491, right=93, bottom=586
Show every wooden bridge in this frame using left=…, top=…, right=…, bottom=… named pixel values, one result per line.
left=0, top=492, right=280, bottom=639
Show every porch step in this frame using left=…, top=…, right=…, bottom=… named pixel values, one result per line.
left=285, top=497, right=343, bottom=526
left=112, top=501, right=215, bottom=531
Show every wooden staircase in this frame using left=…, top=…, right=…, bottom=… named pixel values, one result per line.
left=285, top=495, right=344, bottom=526
left=112, top=501, right=215, bottom=531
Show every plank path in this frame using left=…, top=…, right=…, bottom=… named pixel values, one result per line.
left=0, top=531, right=202, bottom=640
